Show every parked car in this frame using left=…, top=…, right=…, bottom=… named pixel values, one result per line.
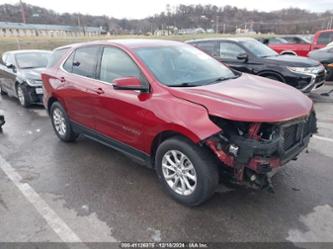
left=258, top=37, right=289, bottom=45
left=42, top=40, right=317, bottom=206
left=265, top=30, right=333, bottom=56
left=308, top=46, right=333, bottom=81
left=0, top=50, right=51, bottom=107
left=280, top=35, right=312, bottom=45
left=187, top=37, right=326, bottom=93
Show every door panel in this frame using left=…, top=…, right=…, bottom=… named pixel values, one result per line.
left=95, top=85, right=148, bottom=150
left=94, top=46, right=149, bottom=150
left=58, top=72, right=96, bottom=129
left=59, top=46, right=101, bottom=129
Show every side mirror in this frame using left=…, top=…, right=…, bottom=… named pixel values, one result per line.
left=6, top=63, right=15, bottom=69
left=237, top=53, right=249, bottom=61
left=113, top=76, right=149, bottom=92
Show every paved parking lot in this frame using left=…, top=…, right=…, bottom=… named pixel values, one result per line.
left=1, top=84, right=333, bottom=247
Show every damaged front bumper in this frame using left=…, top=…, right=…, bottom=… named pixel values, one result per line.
left=205, top=112, right=317, bottom=189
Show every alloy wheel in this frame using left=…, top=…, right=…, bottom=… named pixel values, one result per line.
left=17, top=86, right=25, bottom=106
left=161, top=150, right=197, bottom=196
left=53, top=108, right=67, bottom=137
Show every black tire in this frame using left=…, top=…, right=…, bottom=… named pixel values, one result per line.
left=155, top=136, right=219, bottom=207
left=0, top=84, right=6, bottom=95
left=16, top=84, right=30, bottom=107
left=281, top=52, right=296, bottom=56
left=50, top=101, right=78, bottom=142
left=265, top=75, right=282, bottom=82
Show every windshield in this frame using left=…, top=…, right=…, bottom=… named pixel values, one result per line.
left=134, top=45, right=237, bottom=87
left=240, top=40, right=278, bottom=58
left=15, top=52, right=50, bottom=69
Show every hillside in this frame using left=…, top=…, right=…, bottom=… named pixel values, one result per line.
left=0, top=2, right=332, bottom=34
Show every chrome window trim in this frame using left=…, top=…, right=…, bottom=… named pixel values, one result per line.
left=59, top=45, right=151, bottom=91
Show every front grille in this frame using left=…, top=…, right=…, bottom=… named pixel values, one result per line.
left=282, top=112, right=317, bottom=151
left=283, top=124, right=301, bottom=151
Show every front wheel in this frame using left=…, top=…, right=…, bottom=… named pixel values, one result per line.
left=16, top=84, right=30, bottom=107
left=0, top=84, right=6, bottom=95
left=155, top=136, right=219, bottom=207
left=50, top=102, right=78, bottom=142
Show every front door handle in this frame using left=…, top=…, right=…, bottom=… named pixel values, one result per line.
left=95, top=88, right=104, bottom=95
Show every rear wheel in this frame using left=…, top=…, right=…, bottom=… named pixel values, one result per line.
left=50, top=102, right=78, bottom=142
left=16, top=84, right=30, bottom=107
left=155, top=136, right=219, bottom=206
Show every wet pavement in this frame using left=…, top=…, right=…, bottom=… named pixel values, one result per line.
left=0, top=84, right=333, bottom=247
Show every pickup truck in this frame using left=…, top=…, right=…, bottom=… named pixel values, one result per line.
left=264, top=30, right=333, bottom=57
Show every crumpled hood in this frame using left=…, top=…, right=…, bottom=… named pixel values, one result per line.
left=168, top=74, right=313, bottom=123
left=19, top=68, right=45, bottom=81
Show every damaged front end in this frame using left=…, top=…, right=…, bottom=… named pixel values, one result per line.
left=204, top=112, right=317, bottom=191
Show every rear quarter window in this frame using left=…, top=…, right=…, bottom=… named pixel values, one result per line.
left=47, top=48, right=70, bottom=68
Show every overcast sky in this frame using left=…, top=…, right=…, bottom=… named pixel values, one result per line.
left=1, top=0, right=332, bottom=19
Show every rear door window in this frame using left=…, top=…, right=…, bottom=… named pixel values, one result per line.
left=70, top=46, right=101, bottom=78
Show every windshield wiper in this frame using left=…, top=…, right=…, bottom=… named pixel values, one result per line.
left=260, top=54, right=277, bottom=58
left=170, top=82, right=199, bottom=87
left=20, top=66, right=37, bottom=69
left=208, top=75, right=240, bottom=84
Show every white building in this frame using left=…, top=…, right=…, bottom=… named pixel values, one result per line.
left=0, top=22, right=103, bottom=37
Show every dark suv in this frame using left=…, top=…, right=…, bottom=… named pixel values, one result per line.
left=187, top=38, right=326, bottom=93
left=42, top=40, right=316, bottom=206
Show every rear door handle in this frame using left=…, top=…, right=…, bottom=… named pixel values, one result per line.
left=95, top=88, right=104, bottom=95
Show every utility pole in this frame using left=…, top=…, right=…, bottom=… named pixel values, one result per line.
left=215, top=16, right=219, bottom=33
left=77, top=15, right=85, bottom=36
left=20, top=0, right=26, bottom=24
left=330, top=16, right=333, bottom=29
left=223, top=23, right=226, bottom=34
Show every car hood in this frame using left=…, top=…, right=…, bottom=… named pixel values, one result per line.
left=168, top=74, right=313, bottom=123
left=263, top=55, right=320, bottom=67
left=19, top=68, right=45, bottom=81
left=309, top=50, right=333, bottom=63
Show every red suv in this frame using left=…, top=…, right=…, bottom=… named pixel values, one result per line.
left=42, top=40, right=317, bottom=206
